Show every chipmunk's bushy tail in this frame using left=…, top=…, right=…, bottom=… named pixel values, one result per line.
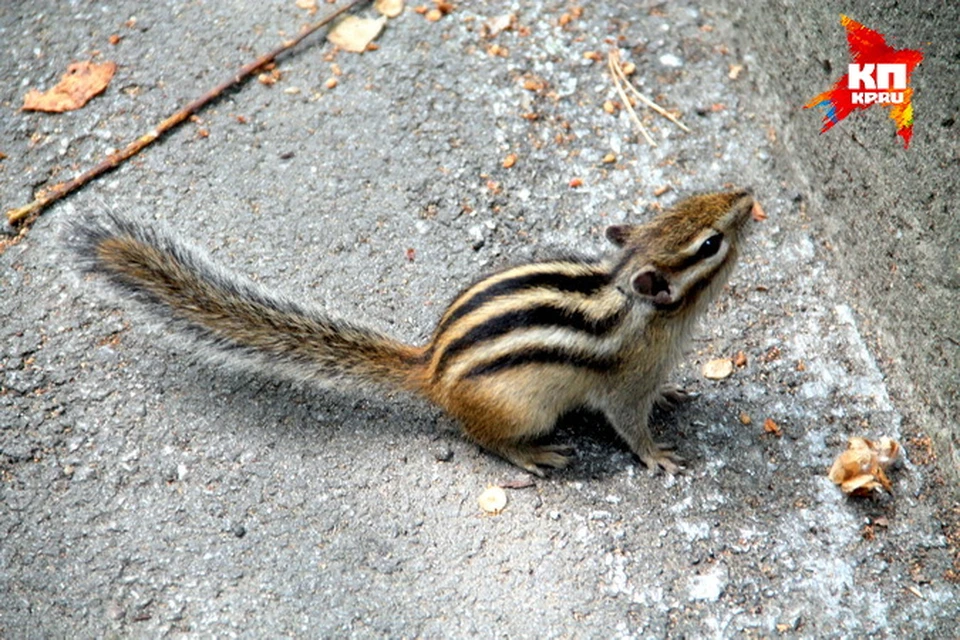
left=68, top=212, right=427, bottom=392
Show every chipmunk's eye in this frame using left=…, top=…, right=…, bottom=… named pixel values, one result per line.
left=695, top=233, right=723, bottom=261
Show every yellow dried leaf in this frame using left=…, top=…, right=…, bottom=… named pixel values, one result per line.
left=327, top=15, right=386, bottom=53
left=22, top=61, right=117, bottom=113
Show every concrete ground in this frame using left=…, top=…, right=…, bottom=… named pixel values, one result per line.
left=1, top=0, right=957, bottom=637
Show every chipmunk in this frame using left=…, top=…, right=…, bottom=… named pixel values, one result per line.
left=70, top=189, right=755, bottom=475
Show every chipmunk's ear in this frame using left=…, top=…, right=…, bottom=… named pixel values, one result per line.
left=631, top=266, right=673, bottom=306
left=605, top=224, right=637, bottom=247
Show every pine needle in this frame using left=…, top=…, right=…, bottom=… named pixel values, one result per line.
left=607, top=49, right=691, bottom=147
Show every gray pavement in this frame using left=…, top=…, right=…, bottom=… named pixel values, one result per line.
left=1, top=0, right=957, bottom=637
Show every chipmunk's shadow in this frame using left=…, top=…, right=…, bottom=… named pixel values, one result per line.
left=548, top=402, right=695, bottom=481
left=178, top=362, right=694, bottom=478
left=177, top=361, right=438, bottom=446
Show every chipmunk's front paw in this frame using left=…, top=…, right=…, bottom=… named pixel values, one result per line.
left=656, top=383, right=699, bottom=409
left=638, top=442, right=684, bottom=475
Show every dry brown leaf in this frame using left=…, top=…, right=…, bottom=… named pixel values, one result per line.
left=432, top=0, right=455, bottom=14
left=828, top=436, right=901, bottom=496
left=702, top=358, right=733, bottom=380
left=521, top=75, right=547, bottom=92
left=375, top=0, right=404, bottom=18
left=22, top=61, right=117, bottom=113
left=327, top=15, right=386, bottom=53
left=763, top=418, right=782, bottom=437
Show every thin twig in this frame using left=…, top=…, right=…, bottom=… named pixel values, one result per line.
left=611, top=56, right=691, bottom=133
left=7, top=0, right=369, bottom=228
left=608, top=53, right=656, bottom=147
left=608, top=50, right=691, bottom=139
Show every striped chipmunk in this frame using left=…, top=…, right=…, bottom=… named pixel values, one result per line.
left=70, top=189, right=755, bottom=475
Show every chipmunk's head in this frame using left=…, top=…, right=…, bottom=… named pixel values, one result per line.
left=606, top=189, right=756, bottom=313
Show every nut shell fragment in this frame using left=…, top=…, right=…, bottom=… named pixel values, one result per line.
left=478, top=486, right=507, bottom=514
left=751, top=200, right=768, bottom=222
left=828, top=436, right=900, bottom=496
left=375, top=0, right=404, bottom=18
left=702, top=358, right=733, bottom=380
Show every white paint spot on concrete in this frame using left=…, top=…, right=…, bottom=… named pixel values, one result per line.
left=689, top=563, right=728, bottom=601
left=659, top=53, right=684, bottom=67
